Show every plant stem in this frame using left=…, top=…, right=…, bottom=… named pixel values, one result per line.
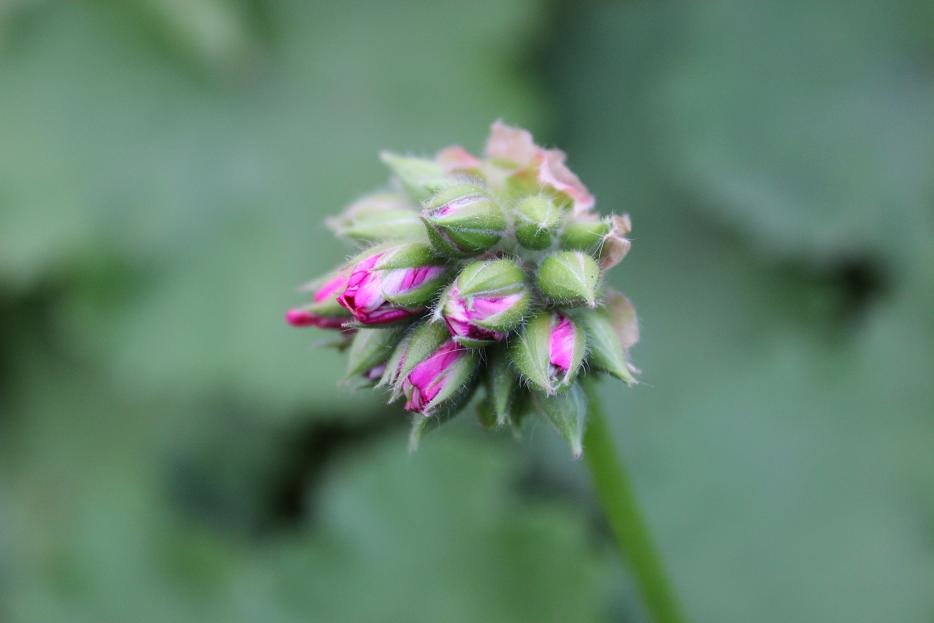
left=582, top=379, right=684, bottom=623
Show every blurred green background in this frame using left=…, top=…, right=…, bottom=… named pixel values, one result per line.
left=1, top=1, right=932, bottom=621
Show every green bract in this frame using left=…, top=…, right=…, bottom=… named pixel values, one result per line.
left=290, top=121, right=640, bottom=456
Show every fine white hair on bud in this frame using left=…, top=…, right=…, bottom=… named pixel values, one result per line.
left=286, top=121, right=640, bottom=456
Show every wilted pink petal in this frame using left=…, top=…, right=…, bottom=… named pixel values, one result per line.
left=436, top=145, right=481, bottom=172
left=402, top=341, right=466, bottom=413
left=548, top=315, right=576, bottom=372
left=537, top=149, right=595, bottom=213
left=599, top=214, right=632, bottom=269
left=484, top=120, right=538, bottom=166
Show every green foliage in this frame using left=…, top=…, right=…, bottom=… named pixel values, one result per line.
left=2, top=0, right=933, bottom=622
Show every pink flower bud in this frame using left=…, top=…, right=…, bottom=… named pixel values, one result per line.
left=402, top=340, right=475, bottom=415
left=285, top=271, right=351, bottom=328
left=443, top=285, right=525, bottom=343
left=337, top=251, right=446, bottom=325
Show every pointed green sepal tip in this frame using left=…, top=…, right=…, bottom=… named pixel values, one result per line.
left=532, top=383, right=588, bottom=458
left=485, top=345, right=518, bottom=427
left=421, top=184, right=506, bottom=257
left=536, top=251, right=600, bottom=307
left=514, top=195, right=564, bottom=250
left=577, top=309, right=635, bottom=384
left=379, top=151, right=450, bottom=202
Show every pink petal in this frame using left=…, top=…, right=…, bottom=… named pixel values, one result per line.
left=313, top=272, right=349, bottom=303
left=549, top=315, right=576, bottom=372
left=484, top=120, right=538, bottom=166
left=380, top=265, right=445, bottom=297
left=537, top=149, right=595, bottom=213
left=436, top=145, right=481, bottom=172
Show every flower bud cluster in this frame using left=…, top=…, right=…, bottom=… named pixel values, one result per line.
left=286, top=121, right=638, bottom=456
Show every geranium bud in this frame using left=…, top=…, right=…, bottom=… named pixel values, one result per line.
left=421, top=184, right=506, bottom=256
left=379, top=152, right=449, bottom=202
left=344, top=327, right=405, bottom=387
left=560, top=219, right=610, bottom=254
left=536, top=251, right=600, bottom=307
left=511, top=312, right=586, bottom=395
left=514, top=195, right=563, bottom=250
left=401, top=340, right=478, bottom=416
left=285, top=269, right=352, bottom=328
left=337, top=243, right=447, bottom=325
left=440, top=259, right=529, bottom=346
left=378, top=320, right=450, bottom=396
left=325, top=192, right=426, bottom=244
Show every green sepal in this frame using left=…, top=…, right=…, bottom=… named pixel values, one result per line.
left=536, top=251, right=600, bottom=307
left=514, top=195, right=563, bottom=250
left=559, top=219, right=610, bottom=255
left=421, top=184, right=506, bottom=256
left=476, top=395, right=497, bottom=429
left=407, top=373, right=479, bottom=451
left=532, top=382, right=588, bottom=458
left=379, top=152, right=449, bottom=202
left=374, top=241, right=439, bottom=270
left=344, top=326, right=406, bottom=381
left=485, top=345, right=517, bottom=427
left=456, top=258, right=525, bottom=297
left=576, top=308, right=636, bottom=385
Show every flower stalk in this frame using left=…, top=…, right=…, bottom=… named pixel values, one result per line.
left=582, top=378, right=683, bottom=623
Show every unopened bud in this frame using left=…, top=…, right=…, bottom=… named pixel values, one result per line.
left=421, top=184, right=506, bottom=257
left=325, top=192, right=425, bottom=244
left=379, top=152, right=449, bottom=202
left=344, top=327, right=405, bottom=387
left=536, top=251, right=600, bottom=307
left=402, top=340, right=478, bottom=416
left=440, top=259, right=529, bottom=346
left=337, top=243, right=447, bottom=325
left=378, top=320, right=450, bottom=396
left=510, top=312, right=586, bottom=395
left=514, top=195, right=563, bottom=250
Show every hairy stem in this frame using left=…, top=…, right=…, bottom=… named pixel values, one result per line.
left=582, top=379, right=684, bottom=623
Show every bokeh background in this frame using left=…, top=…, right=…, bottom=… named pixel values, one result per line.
left=1, top=1, right=932, bottom=621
